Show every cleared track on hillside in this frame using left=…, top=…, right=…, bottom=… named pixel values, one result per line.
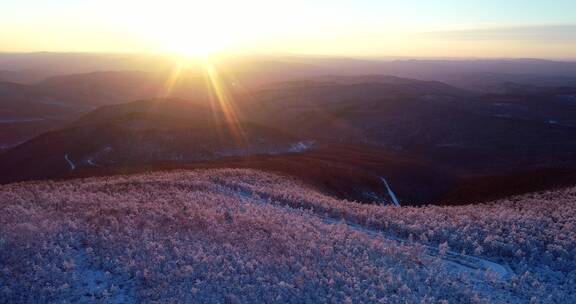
left=215, top=182, right=514, bottom=281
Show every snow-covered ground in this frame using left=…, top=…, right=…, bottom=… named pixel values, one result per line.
left=0, top=169, right=574, bottom=303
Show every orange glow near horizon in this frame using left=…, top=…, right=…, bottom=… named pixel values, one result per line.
left=2, top=1, right=576, bottom=59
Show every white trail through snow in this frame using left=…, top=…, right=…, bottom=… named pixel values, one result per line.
left=381, top=177, right=400, bottom=206
left=64, top=154, right=76, bottom=170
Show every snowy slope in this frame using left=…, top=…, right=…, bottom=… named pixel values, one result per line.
left=0, top=169, right=574, bottom=303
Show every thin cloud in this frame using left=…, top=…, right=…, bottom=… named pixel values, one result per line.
left=423, top=24, right=576, bottom=43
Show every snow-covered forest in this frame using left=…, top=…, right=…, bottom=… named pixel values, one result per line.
left=1, top=169, right=574, bottom=303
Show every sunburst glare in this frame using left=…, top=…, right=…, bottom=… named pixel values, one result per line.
left=203, top=58, right=247, bottom=146
left=159, top=55, right=248, bottom=146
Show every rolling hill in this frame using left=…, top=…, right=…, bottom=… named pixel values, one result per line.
left=0, top=99, right=303, bottom=184
left=0, top=81, right=90, bottom=148
left=0, top=169, right=574, bottom=303
left=3, top=74, right=576, bottom=205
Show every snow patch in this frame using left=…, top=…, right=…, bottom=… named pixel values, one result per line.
left=64, top=154, right=76, bottom=171
left=381, top=177, right=400, bottom=206
left=289, top=140, right=315, bottom=153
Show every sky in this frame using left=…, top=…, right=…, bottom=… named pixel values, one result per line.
left=1, top=0, right=575, bottom=59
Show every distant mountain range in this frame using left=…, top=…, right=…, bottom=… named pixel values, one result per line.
left=2, top=54, right=576, bottom=203
left=1, top=70, right=576, bottom=204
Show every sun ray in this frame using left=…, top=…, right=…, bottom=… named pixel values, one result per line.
left=202, top=58, right=248, bottom=147
left=156, top=54, right=248, bottom=147
left=160, top=59, right=188, bottom=99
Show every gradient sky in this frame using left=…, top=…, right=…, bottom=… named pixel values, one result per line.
left=1, top=0, right=575, bottom=58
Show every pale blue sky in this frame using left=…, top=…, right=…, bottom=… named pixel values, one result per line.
left=1, top=0, right=575, bottom=58
left=4, top=0, right=575, bottom=23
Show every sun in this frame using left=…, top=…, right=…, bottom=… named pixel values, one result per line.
left=164, top=33, right=230, bottom=58
left=145, top=13, right=237, bottom=58
left=113, top=1, right=258, bottom=58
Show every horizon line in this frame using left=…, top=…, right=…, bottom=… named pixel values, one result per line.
left=1, top=51, right=576, bottom=62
